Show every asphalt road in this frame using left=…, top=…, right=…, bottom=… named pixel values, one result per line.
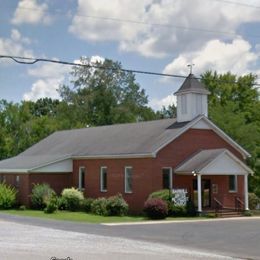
left=0, top=213, right=259, bottom=259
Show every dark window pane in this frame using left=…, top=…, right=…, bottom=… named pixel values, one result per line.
left=80, top=168, right=85, bottom=189
left=101, top=167, right=107, bottom=191
left=125, top=167, right=132, bottom=193
left=229, top=175, right=236, bottom=191
left=162, top=169, right=170, bottom=189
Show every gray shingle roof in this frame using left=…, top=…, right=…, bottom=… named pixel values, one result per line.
left=0, top=118, right=189, bottom=171
left=174, top=74, right=210, bottom=95
left=174, top=149, right=226, bottom=173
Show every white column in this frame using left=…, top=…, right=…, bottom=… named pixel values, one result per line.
left=244, top=174, right=249, bottom=211
left=197, top=174, right=202, bottom=212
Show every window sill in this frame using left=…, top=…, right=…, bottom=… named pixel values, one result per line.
left=125, top=191, right=133, bottom=194
left=229, top=190, right=237, bottom=193
left=100, top=190, right=107, bottom=193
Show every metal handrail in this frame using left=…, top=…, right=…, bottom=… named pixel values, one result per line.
left=213, top=197, right=223, bottom=215
left=235, top=196, right=244, bottom=211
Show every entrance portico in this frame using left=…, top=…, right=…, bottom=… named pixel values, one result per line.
left=175, top=149, right=253, bottom=213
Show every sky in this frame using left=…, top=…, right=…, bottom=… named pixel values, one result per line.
left=1, top=0, right=260, bottom=110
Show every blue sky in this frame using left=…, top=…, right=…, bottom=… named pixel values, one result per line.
left=1, top=0, right=260, bottom=110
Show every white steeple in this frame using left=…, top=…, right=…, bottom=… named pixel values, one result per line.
left=174, top=74, right=210, bottom=122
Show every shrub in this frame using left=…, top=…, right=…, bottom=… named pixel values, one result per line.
left=170, top=204, right=187, bottom=217
left=19, top=205, right=26, bottom=211
left=0, top=182, right=17, bottom=209
left=57, top=196, right=67, bottom=210
left=80, top=198, right=94, bottom=213
left=185, top=198, right=197, bottom=216
left=31, top=183, right=55, bottom=210
left=61, top=187, right=84, bottom=211
left=149, top=189, right=172, bottom=202
left=91, top=197, right=108, bottom=216
left=244, top=210, right=252, bottom=217
left=144, top=198, right=168, bottom=219
left=44, top=194, right=58, bottom=214
left=106, top=194, right=129, bottom=216
left=249, top=193, right=259, bottom=210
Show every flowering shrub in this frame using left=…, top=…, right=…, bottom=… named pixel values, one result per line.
left=61, top=187, right=84, bottom=211
left=91, top=197, right=108, bottom=216
left=143, top=198, right=168, bottom=219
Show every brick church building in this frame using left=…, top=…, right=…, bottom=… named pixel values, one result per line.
left=0, top=74, right=253, bottom=213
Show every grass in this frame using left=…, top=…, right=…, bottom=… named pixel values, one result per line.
left=0, top=209, right=202, bottom=224
left=251, top=210, right=260, bottom=216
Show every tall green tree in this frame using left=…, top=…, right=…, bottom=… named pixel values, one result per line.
left=58, top=58, right=156, bottom=127
left=201, top=71, right=260, bottom=196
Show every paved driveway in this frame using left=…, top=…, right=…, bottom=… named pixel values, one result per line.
left=0, top=213, right=259, bottom=259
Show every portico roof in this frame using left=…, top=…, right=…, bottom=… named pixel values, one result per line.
left=174, top=149, right=253, bottom=175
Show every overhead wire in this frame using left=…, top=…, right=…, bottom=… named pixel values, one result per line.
left=0, top=55, right=259, bottom=88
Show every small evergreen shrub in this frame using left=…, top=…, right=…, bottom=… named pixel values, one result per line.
left=61, top=187, right=84, bottom=211
left=149, top=189, right=172, bottom=202
left=249, top=193, right=259, bottom=210
left=81, top=198, right=94, bottom=213
left=185, top=198, right=197, bottom=216
left=106, top=194, right=129, bottom=216
left=31, top=183, right=55, bottom=210
left=144, top=198, right=168, bottom=219
left=57, top=196, right=67, bottom=210
left=244, top=210, right=252, bottom=217
left=0, top=183, right=17, bottom=209
left=44, top=194, right=58, bottom=214
left=91, top=197, right=108, bottom=216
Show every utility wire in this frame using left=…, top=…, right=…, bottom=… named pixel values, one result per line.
left=0, top=55, right=260, bottom=88
left=5, top=4, right=260, bottom=39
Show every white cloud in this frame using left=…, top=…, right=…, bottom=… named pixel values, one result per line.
left=24, top=61, right=70, bottom=101
left=163, top=38, right=259, bottom=76
left=12, top=0, right=52, bottom=25
left=69, top=0, right=260, bottom=58
left=0, top=29, right=33, bottom=61
left=150, top=94, right=176, bottom=111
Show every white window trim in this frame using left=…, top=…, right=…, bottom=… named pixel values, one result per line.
left=162, top=167, right=173, bottom=190
left=78, top=166, right=85, bottom=190
left=100, top=166, right=107, bottom=192
left=229, top=175, right=237, bottom=193
left=124, top=166, right=133, bottom=194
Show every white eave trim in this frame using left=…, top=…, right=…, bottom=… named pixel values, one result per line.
left=154, top=115, right=250, bottom=159
left=72, top=153, right=155, bottom=160
left=0, top=169, right=28, bottom=173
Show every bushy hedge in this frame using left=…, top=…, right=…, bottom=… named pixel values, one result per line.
left=149, top=189, right=172, bottom=202
left=44, top=194, right=58, bottom=214
left=91, top=197, right=108, bottom=216
left=81, top=198, right=94, bottom=213
left=0, top=183, right=17, bottom=209
left=91, top=194, right=129, bottom=216
left=249, top=193, right=260, bottom=210
left=61, top=187, right=84, bottom=211
left=31, top=183, right=55, bottom=210
left=106, top=194, right=128, bottom=216
left=144, top=198, right=168, bottom=219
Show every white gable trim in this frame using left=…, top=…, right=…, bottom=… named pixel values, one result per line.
left=199, top=150, right=253, bottom=175
left=154, top=115, right=250, bottom=159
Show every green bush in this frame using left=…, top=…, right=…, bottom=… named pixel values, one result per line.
left=143, top=198, right=168, bottom=219
left=57, top=196, right=67, bottom=210
left=0, top=182, right=17, bottom=209
left=249, top=193, right=259, bottom=210
left=61, top=188, right=84, bottom=211
left=244, top=210, right=252, bottom=216
left=149, top=189, right=172, bottom=202
left=185, top=198, right=197, bottom=216
left=91, top=197, right=108, bottom=216
left=106, top=194, right=129, bottom=216
left=44, top=194, right=58, bottom=214
left=170, top=204, right=187, bottom=217
left=80, top=198, right=94, bottom=213
left=31, top=183, right=55, bottom=210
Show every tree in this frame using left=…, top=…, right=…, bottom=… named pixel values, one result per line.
left=201, top=71, right=260, bottom=195
left=58, top=58, right=156, bottom=127
left=156, top=104, right=176, bottom=119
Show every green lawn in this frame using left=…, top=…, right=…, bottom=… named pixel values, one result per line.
left=0, top=209, right=201, bottom=224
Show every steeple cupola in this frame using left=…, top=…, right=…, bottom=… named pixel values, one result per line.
left=174, top=74, right=210, bottom=122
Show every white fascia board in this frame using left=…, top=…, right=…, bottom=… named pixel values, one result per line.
left=199, top=150, right=253, bottom=175
left=72, top=153, right=155, bottom=160
left=0, top=169, right=28, bottom=173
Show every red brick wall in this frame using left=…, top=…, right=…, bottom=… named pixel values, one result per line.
left=72, top=129, right=246, bottom=213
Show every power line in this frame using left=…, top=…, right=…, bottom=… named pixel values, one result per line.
left=5, top=4, right=260, bottom=39
left=0, top=54, right=260, bottom=88
left=211, top=0, right=260, bottom=9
